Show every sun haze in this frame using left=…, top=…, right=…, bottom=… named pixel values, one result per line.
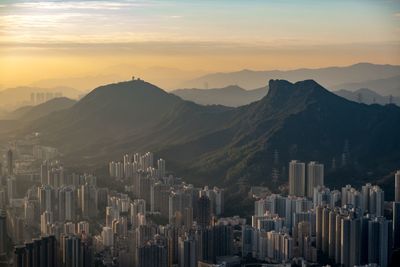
left=0, top=0, right=399, bottom=90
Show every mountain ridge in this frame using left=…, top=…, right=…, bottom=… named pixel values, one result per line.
left=0, top=86, right=82, bottom=111
left=172, top=85, right=267, bottom=107
left=158, top=79, right=400, bottom=189
left=333, top=74, right=400, bottom=96
left=335, top=88, right=400, bottom=106
left=8, top=97, right=77, bottom=121
left=11, top=79, right=400, bottom=199
left=181, top=63, right=400, bottom=90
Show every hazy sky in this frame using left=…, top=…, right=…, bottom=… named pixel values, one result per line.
left=0, top=0, right=399, bottom=89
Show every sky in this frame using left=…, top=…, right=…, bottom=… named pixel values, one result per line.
left=0, top=0, right=399, bottom=90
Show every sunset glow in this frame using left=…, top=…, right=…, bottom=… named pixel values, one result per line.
left=0, top=0, right=399, bottom=89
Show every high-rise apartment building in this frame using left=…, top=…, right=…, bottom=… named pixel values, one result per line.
left=102, top=227, right=114, bottom=247
left=157, top=158, right=166, bottom=179
left=395, top=170, right=400, bottom=202
left=393, top=202, right=400, bottom=249
left=7, top=149, right=13, bottom=176
left=368, top=217, right=392, bottom=267
left=196, top=195, right=211, bottom=228
left=307, top=161, right=324, bottom=198
left=137, top=238, right=168, bottom=267
left=178, top=235, right=197, bottom=267
left=289, top=160, right=306, bottom=197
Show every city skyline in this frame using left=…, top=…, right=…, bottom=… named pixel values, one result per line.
left=1, top=146, right=399, bottom=266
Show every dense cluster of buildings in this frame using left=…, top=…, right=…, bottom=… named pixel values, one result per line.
left=30, top=92, right=63, bottom=105
left=249, top=185, right=395, bottom=267
left=0, top=147, right=399, bottom=266
left=0, top=136, right=59, bottom=180
left=1, top=151, right=233, bottom=267
left=243, top=161, right=399, bottom=267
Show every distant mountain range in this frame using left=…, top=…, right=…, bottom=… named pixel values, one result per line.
left=333, top=75, right=400, bottom=96
left=9, top=79, right=399, bottom=206
left=0, top=97, right=77, bottom=135
left=172, top=85, right=399, bottom=107
left=5, top=97, right=77, bottom=121
left=181, top=63, right=400, bottom=92
left=172, top=85, right=267, bottom=107
left=335, top=88, right=400, bottom=106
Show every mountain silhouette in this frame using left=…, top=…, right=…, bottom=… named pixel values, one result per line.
left=335, top=88, right=400, bottom=106
left=334, top=75, right=400, bottom=96
left=8, top=97, right=76, bottom=121
left=182, top=63, right=400, bottom=90
left=155, top=80, right=399, bottom=189
left=172, top=85, right=267, bottom=107
left=22, top=80, right=185, bottom=155
left=17, top=79, right=400, bottom=194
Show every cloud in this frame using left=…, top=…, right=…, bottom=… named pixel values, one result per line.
left=10, top=1, right=154, bottom=10
left=2, top=39, right=399, bottom=54
left=1, top=0, right=399, bottom=53
left=0, top=0, right=176, bottom=44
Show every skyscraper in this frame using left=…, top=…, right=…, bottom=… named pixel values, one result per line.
left=289, top=160, right=306, bottom=197
left=137, top=238, right=168, bottom=267
left=169, top=190, right=192, bottom=225
left=58, top=186, right=76, bottom=222
left=307, top=161, right=324, bottom=198
left=123, top=154, right=130, bottom=177
left=40, top=161, right=49, bottom=185
left=340, top=217, right=351, bottom=267
left=368, top=217, right=392, bottom=267
left=157, top=158, right=166, bottom=179
left=335, top=213, right=343, bottom=263
left=349, top=217, right=361, bottom=267
left=150, top=182, right=170, bottom=217
left=38, top=185, right=54, bottom=214
left=7, top=149, right=13, bottom=176
left=40, top=211, right=53, bottom=235
left=0, top=210, right=6, bottom=256
left=393, top=202, right=400, bottom=249
left=61, top=234, right=84, bottom=267
left=24, top=199, right=37, bottom=227
left=196, top=195, right=211, bottom=228
left=369, top=186, right=385, bottom=216
left=362, top=183, right=372, bottom=213
left=13, top=245, right=26, bottom=267
left=80, top=184, right=98, bottom=219
left=212, top=224, right=234, bottom=258
left=131, top=199, right=146, bottom=229
left=102, top=227, right=114, bottom=247
left=7, top=177, right=17, bottom=200
left=14, top=235, right=57, bottom=267
left=395, top=170, right=400, bottom=202
left=0, top=162, right=3, bottom=182
left=178, top=235, right=197, bottom=267
left=321, top=207, right=330, bottom=254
